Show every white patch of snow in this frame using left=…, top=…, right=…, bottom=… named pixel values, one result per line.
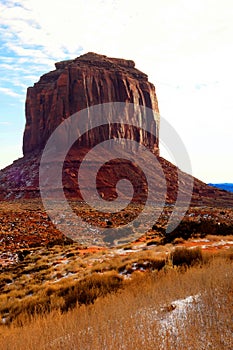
left=192, top=239, right=210, bottom=243
left=159, top=294, right=201, bottom=338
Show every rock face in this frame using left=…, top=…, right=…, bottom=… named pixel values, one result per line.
left=23, top=52, right=159, bottom=156
left=1, top=52, right=233, bottom=210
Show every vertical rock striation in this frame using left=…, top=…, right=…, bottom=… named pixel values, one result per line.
left=23, top=52, right=160, bottom=155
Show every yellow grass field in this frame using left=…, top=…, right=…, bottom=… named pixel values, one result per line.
left=1, top=254, right=232, bottom=350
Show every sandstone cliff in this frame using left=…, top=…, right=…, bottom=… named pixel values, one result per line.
left=0, top=53, right=233, bottom=210
left=23, top=52, right=159, bottom=155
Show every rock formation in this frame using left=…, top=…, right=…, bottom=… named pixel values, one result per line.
left=23, top=52, right=159, bottom=156
left=0, top=52, right=233, bottom=209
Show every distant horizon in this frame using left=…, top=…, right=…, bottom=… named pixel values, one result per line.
left=209, top=182, right=233, bottom=185
left=208, top=183, right=233, bottom=191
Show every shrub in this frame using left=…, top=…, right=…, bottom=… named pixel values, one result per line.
left=164, top=220, right=233, bottom=243
left=60, top=272, right=123, bottom=312
left=172, top=237, right=185, bottom=245
left=171, top=247, right=203, bottom=267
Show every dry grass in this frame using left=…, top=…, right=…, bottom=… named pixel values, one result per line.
left=1, top=241, right=233, bottom=327
left=0, top=255, right=232, bottom=350
left=205, top=234, right=233, bottom=241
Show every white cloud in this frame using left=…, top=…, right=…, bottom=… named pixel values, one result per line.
left=0, top=121, right=11, bottom=126
left=1, top=0, right=233, bottom=79
left=0, top=87, right=22, bottom=98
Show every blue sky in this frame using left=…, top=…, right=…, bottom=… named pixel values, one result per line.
left=0, top=0, right=233, bottom=183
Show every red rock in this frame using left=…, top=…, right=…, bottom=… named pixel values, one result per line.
left=23, top=52, right=159, bottom=155
left=0, top=53, right=233, bottom=209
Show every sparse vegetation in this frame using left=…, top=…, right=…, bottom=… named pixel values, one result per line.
left=0, top=256, right=232, bottom=350
left=0, top=200, right=233, bottom=348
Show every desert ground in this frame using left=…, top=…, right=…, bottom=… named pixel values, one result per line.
left=0, top=198, right=232, bottom=349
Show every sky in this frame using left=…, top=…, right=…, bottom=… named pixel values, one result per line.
left=0, top=0, right=232, bottom=183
